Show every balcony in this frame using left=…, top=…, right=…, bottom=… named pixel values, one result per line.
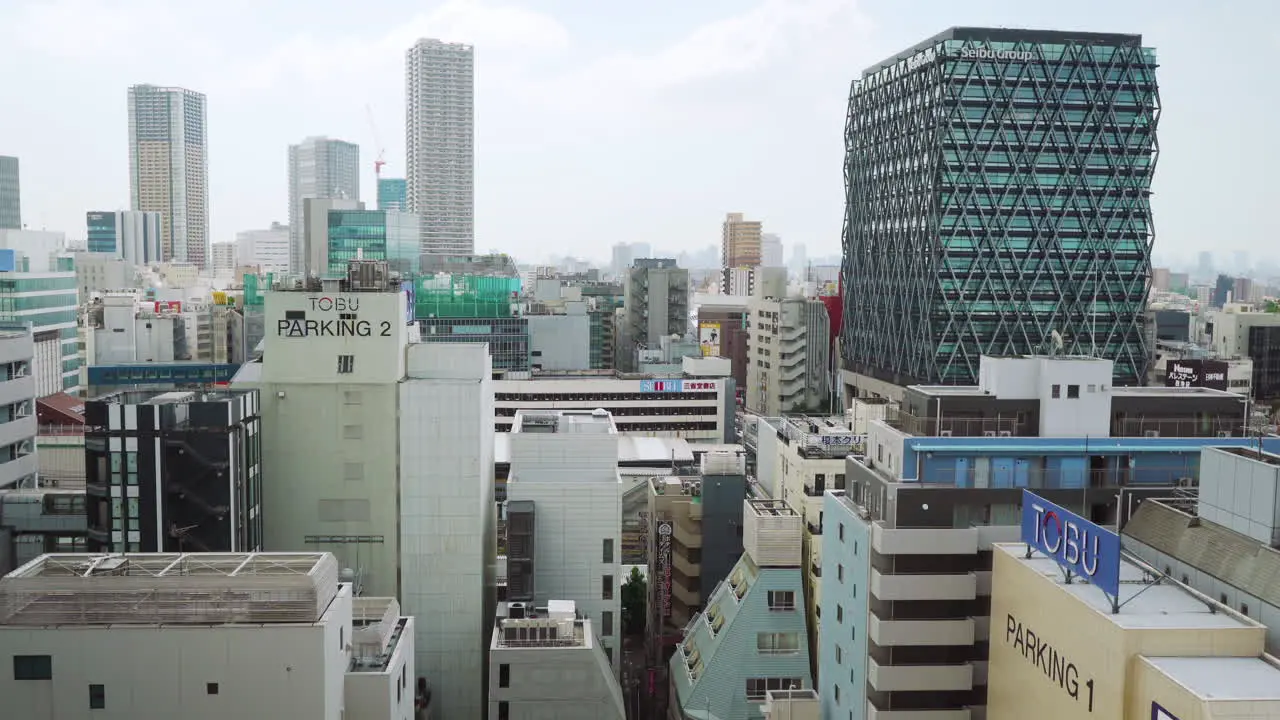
left=866, top=703, right=971, bottom=720
left=673, top=518, right=702, bottom=549
left=0, top=375, right=34, bottom=407
left=884, top=406, right=1024, bottom=437
left=1112, top=417, right=1244, bottom=438
left=870, top=569, right=977, bottom=602
left=0, top=415, right=36, bottom=450
left=867, top=659, right=973, bottom=693
left=974, top=571, right=992, bottom=596
left=672, top=550, right=700, bottom=578
left=0, top=453, right=37, bottom=489
left=870, top=616, right=975, bottom=647
left=872, top=524, right=978, bottom=555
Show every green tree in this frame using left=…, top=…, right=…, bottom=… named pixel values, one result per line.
left=1265, top=300, right=1280, bottom=314
left=621, top=566, right=647, bottom=635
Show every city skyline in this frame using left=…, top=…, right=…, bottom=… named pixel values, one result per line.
left=1, top=0, right=1278, bottom=264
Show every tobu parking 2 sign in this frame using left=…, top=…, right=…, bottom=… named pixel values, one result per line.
left=1021, top=490, right=1121, bottom=597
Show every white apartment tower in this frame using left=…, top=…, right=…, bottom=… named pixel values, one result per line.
left=287, top=137, right=360, bottom=275
left=405, top=39, right=475, bottom=255
left=127, top=85, right=209, bottom=268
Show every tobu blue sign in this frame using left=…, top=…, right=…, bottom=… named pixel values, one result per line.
left=1021, top=490, right=1121, bottom=597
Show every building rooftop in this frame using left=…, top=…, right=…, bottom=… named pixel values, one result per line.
left=996, top=544, right=1262, bottom=631
left=90, top=389, right=251, bottom=406
left=0, top=552, right=339, bottom=627
left=1123, top=500, right=1280, bottom=611
left=349, top=597, right=409, bottom=673
left=491, top=600, right=592, bottom=649
left=862, top=26, right=1145, bottom=76
left=496, top=432, right=690, bottom=465
left=1143, top=656, right=1280, bottom=700
left=511, top=408, right=617, bottom=434
left=747, top=498, right=798, bottom=518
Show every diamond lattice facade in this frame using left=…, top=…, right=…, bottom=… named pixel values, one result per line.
left=841, top=28, right=1159, bottom=388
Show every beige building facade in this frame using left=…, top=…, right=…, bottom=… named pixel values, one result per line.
left=988, top=543, right=1280, bottom=720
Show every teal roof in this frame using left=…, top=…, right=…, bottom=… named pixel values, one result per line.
left=669, top=553, right=811, bottom=719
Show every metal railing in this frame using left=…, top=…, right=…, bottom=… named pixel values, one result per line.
left=1112, top=417, right=1245, bottom=438
left=905, top=463, right=1200, bottom=490
left=884, top=406, right=1023, bottom=437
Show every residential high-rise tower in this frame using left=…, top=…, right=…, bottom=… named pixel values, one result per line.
left=0, top=156, right=20, bottom=230
left=721, top=212, right=762, bottom=269
left=288, top=136, right=360, bottom=275
left=127, top=85, right=209, bottom=267
left=841, top=28, right=1159, bottom=392
left=406, top=39, right=474, bottom=255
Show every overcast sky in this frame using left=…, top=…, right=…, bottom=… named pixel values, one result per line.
left=1, top=0, right=1276, bottom=266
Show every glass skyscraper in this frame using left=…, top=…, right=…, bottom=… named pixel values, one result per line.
left=377, top=178, right=407, bottom=211
left=86, top=211, right=162, bottom=264
left=128, top=85, right=208, bottom=267
left=326, top=210, right=421, bottom=276
left=0, top=157, right=19, bottom=230
left=841, top=28, right=1159, bottom=388
left=288, top=136, right=360, bottom=275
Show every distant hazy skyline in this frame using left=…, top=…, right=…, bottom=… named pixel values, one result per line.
left=1, top=0, right=1277, bottom=265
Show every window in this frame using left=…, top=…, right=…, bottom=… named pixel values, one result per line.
left=498, top=701, right=510, bottom=720
left=834, top=684, right=841, bottom=704
left=837, top=564, right=844, bottom=583
left=1220, top=593, right=1228, bottom=604
left=837, top=605, right=844, bottom=623
left=1242, top=603, right=1250, bottom=615
left=602, top=538, right=614, bottom=564
left=854, top=540, right=858, bottom=556
left=340, top=626, right=344, bottom=650
left=602, top=611, right=614, bottom=636
left=1051, top=384, right=1061, bottom=398
left=745, top=677, right=804, bottom=701
left=498, top=663, right=510, bottom=688
left=839, top=524, right=845, bottom=541
left=13, top=655, right=52, bottom=680
left=1182, top=574, right=1189, bottom=584
left=756, top=632, right=800, bottom=654
left=604, top=646, right=613, bottom=663
left=602, top=574, right=614, bottom=600
left=337, top=354, right=355, bottom=374
left=89, top=684, right=105, bottom=709
left=1067, top=384, right=1080, bottom=399
left=835, top=644, right=843, bottom=664
left=206, top=683, right=219, bottom=695
left=767, top=590, right=796, bottom=611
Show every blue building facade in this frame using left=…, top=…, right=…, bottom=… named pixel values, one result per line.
left=818, top=492, right=871, bottom=720
left=670, top=553, right=812, bottom=720
left=326, top=209, right=420, bottom=276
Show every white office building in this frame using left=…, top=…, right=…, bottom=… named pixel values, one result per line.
left=232, top=269, right=494, bottom=719
left=210, top=241, right=236, bottom=275
left=236, top=222, right=290, bottom=274
left=0, top=327, right=37, bottom=489
left=0, top=230, right=80, bottom=395
left=406, top=38, right=474, bottom=255
left=85, top=210, right=162, bottom=265
left=761, top=233, right=784, bottom=268
left=127, top=85, right=209, bottom=267
left=505, top=409, right=623, bottom=676
left=288, top=137, right=360, bottom=274
left=0, top=552, right=416, bottom=720
left=488, top=600, right=626, bottom=720
left=493, top=375, right=733, bottom=442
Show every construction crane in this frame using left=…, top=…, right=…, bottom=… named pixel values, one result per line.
left=366, top=104, right=386, bottom=177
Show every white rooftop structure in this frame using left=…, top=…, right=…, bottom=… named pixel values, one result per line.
left=1143, top=656, right=1280, bottom=701
left=511, top=408, right=617, bottom=435
left=0, top=552, right=337, bottom=626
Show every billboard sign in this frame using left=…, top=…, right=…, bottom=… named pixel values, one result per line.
left=1021, top=490, right=1121, bottom=598
left=1164, top=359, right=1229, bottom=391
left=640, top=379, right=717, bottom=393
left=657, top=521, right=673, bottom=618
left=698, top=322, right=720, bottom=356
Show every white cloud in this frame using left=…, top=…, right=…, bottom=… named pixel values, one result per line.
left=7, top=0, right=234, bottom=62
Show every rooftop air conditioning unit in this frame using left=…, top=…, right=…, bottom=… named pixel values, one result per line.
left=939, top=430, right=953, bottom=437
left=1176, top=477, right=1196, bottom=488
left=983, top=430, right=997, bottom=437
left=1144, top=430, right=1160, bottom=438
left=1216, top=431, right=1231, bottom=438
left=998, top=430, right=1013, bottom=437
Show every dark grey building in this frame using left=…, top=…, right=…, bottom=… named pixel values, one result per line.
left=0, top=156, right=19, bottom=230
left=85, top=389, right=262, bottom=553
left=842, top=27, right=1160, bottom=391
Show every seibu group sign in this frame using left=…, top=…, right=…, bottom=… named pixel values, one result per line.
left=1021, top=490, right=1121, bottom=598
